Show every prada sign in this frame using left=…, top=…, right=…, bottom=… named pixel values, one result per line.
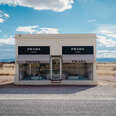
left=62, top=46, right=94, bottom=54
left=18, top=46, right=50, bottom=55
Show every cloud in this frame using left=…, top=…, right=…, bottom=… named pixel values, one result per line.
left=16, top=25, right=38, bottom=34
left=97, top=50, right=116, bottom=58
left=16, top=25, right=59, bottom=34
left=95, top=25, right=116, bottom=58
left=38, top=28, right=59, bottom=34
left=0, top=18, right=4, bottom=23
left=97, top=35, right=116, bottom=47
left=96, top=25, right=116, bottom=47
left=0, top=0, right=74, bottom=12
left=0, top=10, right=9, bottom=23
left=0, top=36, right=14, bottom=45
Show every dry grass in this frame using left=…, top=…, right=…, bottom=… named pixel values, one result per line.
left=0, top=63, right=15, bottom=76
left=97, top=63, right=116, bottom=76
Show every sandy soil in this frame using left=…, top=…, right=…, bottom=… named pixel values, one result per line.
left=0, top=63, right=15, bottom=76
left=0, top=62, right=116, bottom=87
left=97, top=63, right=116, bottom=76
left=96, top=63, right=116, bottom=86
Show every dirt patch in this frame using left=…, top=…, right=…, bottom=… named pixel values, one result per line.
left=0, top=76, right=14, bottom=86
left=97, top=76, right=116, bottom=87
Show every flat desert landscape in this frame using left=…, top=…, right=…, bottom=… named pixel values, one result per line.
left=0, top=62, right=116, bottom=86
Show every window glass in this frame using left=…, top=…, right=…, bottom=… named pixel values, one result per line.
left=19, top=62, right=50, bottom=80
left=62, top=63, right=93, bottom=80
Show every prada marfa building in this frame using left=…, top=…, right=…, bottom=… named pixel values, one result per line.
left=15, top=34, right=97, bottom=85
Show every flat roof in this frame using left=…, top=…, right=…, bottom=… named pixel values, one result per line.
left=15, top=34, right=96, bottom=39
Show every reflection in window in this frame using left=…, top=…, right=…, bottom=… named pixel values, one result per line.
left=19, top=62, right=50, bottom=80
left=62, top=63, right=93, bottom=80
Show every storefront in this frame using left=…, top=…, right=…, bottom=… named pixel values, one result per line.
left=15, top=34, right=97, bottom=85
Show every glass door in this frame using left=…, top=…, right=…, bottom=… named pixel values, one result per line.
left=50, top=56, right=62, bottom=81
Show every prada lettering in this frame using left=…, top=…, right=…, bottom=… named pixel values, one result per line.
left=18, top=46, right=50, bottom=55
left=62, top=46, right=93, bottom=54
left=27, top=48, right=41, bottom=51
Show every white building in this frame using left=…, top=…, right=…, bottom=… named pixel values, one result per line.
left=15, top=34, right=97, bottom=85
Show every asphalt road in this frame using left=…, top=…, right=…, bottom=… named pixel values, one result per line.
left=0, top=100, right=116, bottom=116
left=0, top=86, right=116, bottom=116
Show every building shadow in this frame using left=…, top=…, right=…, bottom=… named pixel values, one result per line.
left=0, top=82, right=96, bottom=94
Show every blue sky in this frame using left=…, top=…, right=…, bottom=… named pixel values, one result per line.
left=0, top=0, right=116, bottom=60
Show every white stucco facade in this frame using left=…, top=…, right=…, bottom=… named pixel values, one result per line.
left=15, top=34, right=97, bottom=85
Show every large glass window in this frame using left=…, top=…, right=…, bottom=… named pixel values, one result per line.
left=19, top=62, right=50, bottom=80
left=62, top=63, right=93, bottom=80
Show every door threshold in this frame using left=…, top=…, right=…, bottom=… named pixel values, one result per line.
left=51, top=80, right=62, bottom=83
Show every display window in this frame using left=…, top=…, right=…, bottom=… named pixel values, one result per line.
left=62, top=63, right=93, bottom=80
left=19, top=62, right=50, bottom=80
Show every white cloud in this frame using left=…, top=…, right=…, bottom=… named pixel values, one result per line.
left=38, top=28, right=59, bottom=34
left=0, top=0, right=74, bottom=12
left=4, top=13, right=9, bottom=18
left=0, top=18, right=4, bottom=23
left=16, top=25, right=59, bottom=34
left=95, top=25, right=116, bottom=58
left=16, top=25, right=38, bottom=34
left=96, top=25, right=116, bottom=47
left=97, top=35, right=116, bottom=47
left=97, top=50, right=116, bottom=58
left=0, top=10, right=9, bottom=23
left=0, top=36, right=14, bottom=45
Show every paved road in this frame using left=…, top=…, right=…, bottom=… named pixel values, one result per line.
left=0, top=86, right=116, bottom=116
left=0, top=99, right=116, bottom=116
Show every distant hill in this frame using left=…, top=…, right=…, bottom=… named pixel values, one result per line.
left=96, top=58, right=116, bottom=62
left=0, top=58, right=116, bottom=63
left=0, top=58, right=15, bottom=63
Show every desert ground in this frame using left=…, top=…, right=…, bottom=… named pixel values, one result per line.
left=0, top=62, right=116, bottom=86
